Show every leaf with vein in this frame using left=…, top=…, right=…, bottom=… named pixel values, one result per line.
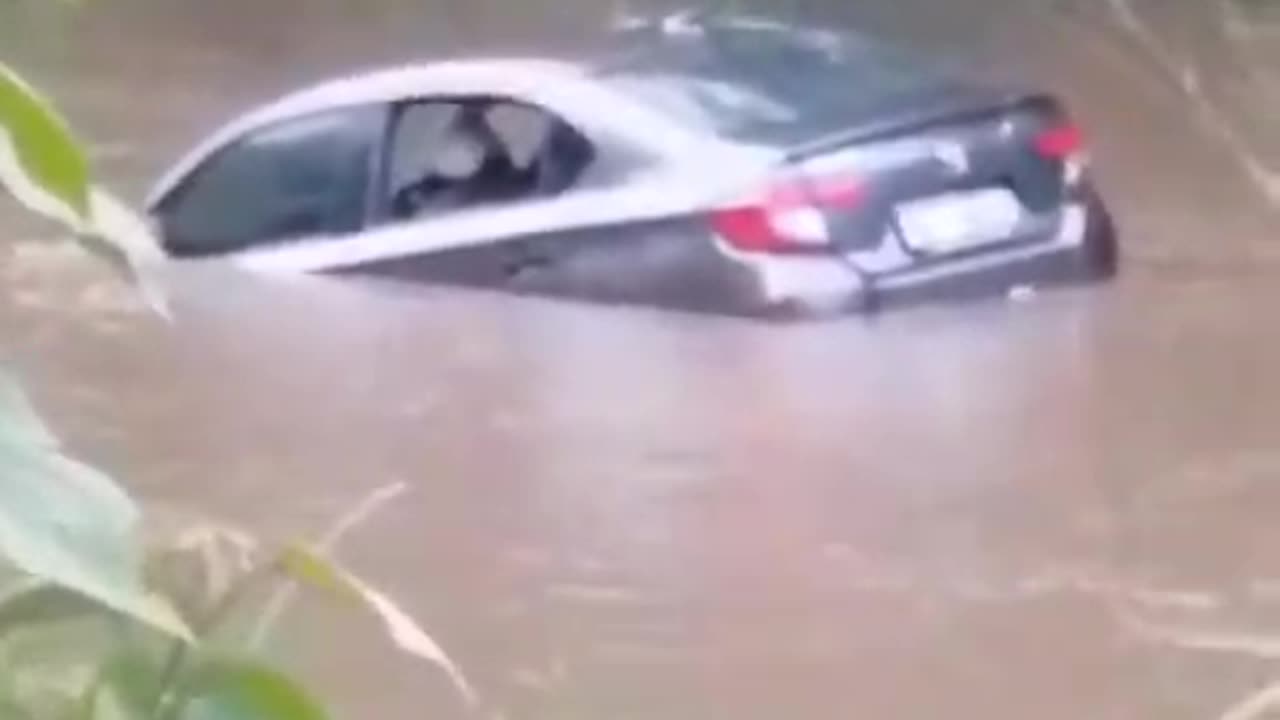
left=181, top=659, right=330, bottom=720
left=277, top=544, right=477, bottom=706
left=0, top=376, right=191, bottom=642
left=0, top=62, right=169, bottom=314
left=0, top=62, right=89, bottom=224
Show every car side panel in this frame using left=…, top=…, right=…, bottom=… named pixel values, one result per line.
left=502, top=217, right=763, bottom=313
left=329, top=228, right=514, bottom=289
left=334, top=218, right=765, bottom=315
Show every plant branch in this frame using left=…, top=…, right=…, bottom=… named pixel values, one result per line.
left=248, top=482, right=408, bottom=649
left=151, top=560, right=280, bottom=720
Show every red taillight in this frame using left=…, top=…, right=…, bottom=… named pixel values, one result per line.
left=1034, top=124, right=1084, bottom=159
left=711, top=174, right=864, bottom=253
left=806, top=175, right=865, bottom=209
left=710, top=206, right=785, bottom=253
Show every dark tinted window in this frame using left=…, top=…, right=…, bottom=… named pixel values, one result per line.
left=598, top=21, right=957, bottom=145
left=159, top=106, right=383, bottom=257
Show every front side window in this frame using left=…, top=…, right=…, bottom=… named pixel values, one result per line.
left=159, top=106, right=384, bottom=257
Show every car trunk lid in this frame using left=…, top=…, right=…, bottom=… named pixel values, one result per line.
left=788, top=92, right=1084, bottom=262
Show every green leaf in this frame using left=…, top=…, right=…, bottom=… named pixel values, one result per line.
left=79, top=650, right=164, bottom=720
left=0, top=698, right=32, bottom=720
left=0, top=676, right=34, bottom=720
left=86, top=685, right=138, bottom=720
left=0, top=62, right=90, bottom=223
left=276, top=545, right=475, bottom=705
left=0, top=64, right=169, bottom=314
left=0, top=578, right=102, bottom=635
left=180, top=659, right=329, bottom=720
left=0, top=634, right=99, bottom=719
left=0, top=375, right=192, bottom=642
left=274, top=547, right=360, bottom=605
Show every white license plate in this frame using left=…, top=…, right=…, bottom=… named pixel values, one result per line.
left=895, top=188, right=1023, bottom=255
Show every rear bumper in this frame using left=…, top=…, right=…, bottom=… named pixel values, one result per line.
left=730, top=197, right=1117, bottom=318
left=870, top=201, right=1115, bottom=309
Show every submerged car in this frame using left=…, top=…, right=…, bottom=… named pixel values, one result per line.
left=147, top=13, right=1118, bottom=318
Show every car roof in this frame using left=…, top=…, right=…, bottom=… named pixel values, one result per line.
left=149, top=14, right=891, bottom=208
left=180, top=13, right=829, bottom=134
left=146, top=56, right=712, bottom=209
left=248, top=59, right=586, bottom=122
left=168, top=12, right=875, bottom=143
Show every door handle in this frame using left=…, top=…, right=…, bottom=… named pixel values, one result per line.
left=502, top=241, right=553, bottom=277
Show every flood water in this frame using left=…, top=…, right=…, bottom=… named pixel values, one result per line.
left=6, top=1, right=1280, bottom=718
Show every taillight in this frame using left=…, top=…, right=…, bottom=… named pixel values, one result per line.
left=1034, top=124, right=1084, bottom=160
left=711, top=174, right=864, bottom=253
left=1034, top=122, right=1089, bottom=187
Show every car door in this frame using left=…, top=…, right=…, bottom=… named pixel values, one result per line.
left=352, top=99, right=532, bottom=287
left=307, top=95, right=719, bottom=305
left=212, top=93, right=736, bottom=308
left=309, top=97, right=603, bottom=290
left=153, top=104, right=385, bottom=259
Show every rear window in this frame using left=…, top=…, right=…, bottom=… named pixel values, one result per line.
left=598, top=22, right=956, bottom=145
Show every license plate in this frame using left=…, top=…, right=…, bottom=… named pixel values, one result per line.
left=895, top=188, right=1023, bottom=255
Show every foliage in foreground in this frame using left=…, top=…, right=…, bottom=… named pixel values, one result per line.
left=0, top=63, right=473, bottom=719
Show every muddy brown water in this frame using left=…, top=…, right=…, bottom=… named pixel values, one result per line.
left=6, top=1, right=1280, bottom=718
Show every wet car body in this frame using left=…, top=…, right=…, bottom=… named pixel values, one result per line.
left=147, top=13, right=1118, bottom=318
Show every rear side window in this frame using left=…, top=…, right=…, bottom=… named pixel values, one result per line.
left=158, top=106, right=383, bottom=257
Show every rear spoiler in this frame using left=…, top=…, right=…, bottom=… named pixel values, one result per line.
left=784, top=91, right=1063, bottom=162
